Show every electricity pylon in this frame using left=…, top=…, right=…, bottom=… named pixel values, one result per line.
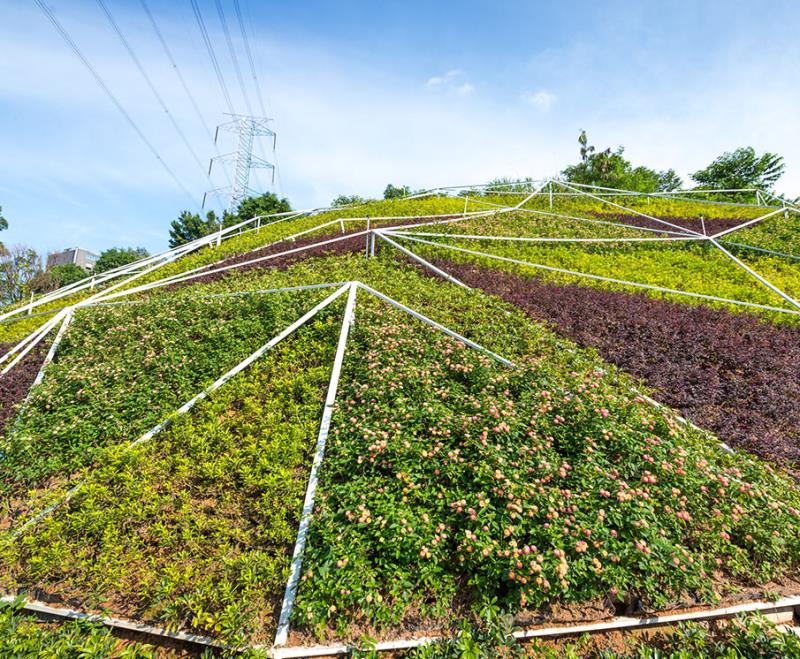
left=204, top=114, right=276, bottom=212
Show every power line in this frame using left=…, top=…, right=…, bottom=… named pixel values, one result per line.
left=214, top=0, right=252, bottom=116
left=189, top=0, right=236, bottom=115
left=138, top=0, right=231, bottom=190
left=96, top=0, right=209, bottom=180
left=33, top=0, right=198, bottom=208
left=233, top=0, right=266, bottom=117
left=232, top=0, right=271, bottom=193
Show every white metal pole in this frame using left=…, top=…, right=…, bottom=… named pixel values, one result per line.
left=709, top=239, right=800, bottom=311
left=376, top=232, right=470, bottom=289
left=356, top=282, right=514, bottom=366
left=391, top=233, right=800, bottom=316
left=274, top=282, right=358, bottom=647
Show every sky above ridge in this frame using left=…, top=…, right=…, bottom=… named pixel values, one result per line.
left=1, top=0, right=799, bottom=256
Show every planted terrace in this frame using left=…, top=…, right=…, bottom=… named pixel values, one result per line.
left=1, top=181, right=799, bottom=655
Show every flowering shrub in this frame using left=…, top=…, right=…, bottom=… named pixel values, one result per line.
left=294, top=301, right=800, bottom=638
left=425, top=259, right=800, bottom=471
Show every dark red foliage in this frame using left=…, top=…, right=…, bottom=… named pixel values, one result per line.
left=590, top=212, right=745, bottom=235
left=0, top=340, right=50, bottom=434
left=423, top=258, right=800, bottom=473
left=166, top=216, right=449, bottom=292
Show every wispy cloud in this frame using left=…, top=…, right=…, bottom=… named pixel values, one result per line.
left=425, top=69, right=474, bottom=95
left=523, top=89, right=557, bottom=111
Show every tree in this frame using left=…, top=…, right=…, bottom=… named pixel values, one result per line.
left=383, top=184, right=412, bottom=199
left=691, top=147, right=785, bottom=194
left=0, top=244, right=42, bottom=304
left=29, top=263, right=88, bottom=294
left=169, top=193, right=293, bottom=248
left=562, top=130, right=682, bottom=193
left=233, top=192, right=292, bottom=224
left=0, top=205, right=7, bottom=232
left=168, top=210, right=220, bottom=248
left=332, top=194, right=367, bottom=207
left=485, top=177, right=538, bottom=193
left=94, top=247, right=150, bottom=274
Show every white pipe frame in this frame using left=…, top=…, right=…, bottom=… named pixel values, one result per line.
left=5, top=284, right=352, bottom=541
left=274, top=283, right=359, bottom=647
left=384, top=232, right=800, bottom=316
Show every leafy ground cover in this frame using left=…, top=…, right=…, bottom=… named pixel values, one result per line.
left=731, top=209, right=800, bottom=256
left=0, top=288, right=331, bottom=526
left=0, top=339, right=49, bottom=434
left=408, top=610, right=800, bottom=658
left=421, top=258, right=800, bottom=472
left=391, top=232, right=800, bottom=323
left=0, top=599, right=161, bottom=658
left=290, top=296, right=800, bottom=642
left=0, top=312, right=338, bottom=645
left=3, top=195, right=799, bottom=654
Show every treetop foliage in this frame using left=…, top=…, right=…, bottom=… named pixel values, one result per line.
left=94, top=247, right=149, bottom=275
left=562, top=130, right=683, bottom=193
left=691, top=146, right=785, bottom=193
left=169, top=193, right=292, bottom=248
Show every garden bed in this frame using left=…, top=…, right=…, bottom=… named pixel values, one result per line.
left=0, top=289, right=333, bottom=526
left=423, top=259, right=800, bottom=473
left=0, top=313, right=339, bottom=645
left=288, top=298, right=800, bottom=645
left=0, top=339, right=50, bottom=435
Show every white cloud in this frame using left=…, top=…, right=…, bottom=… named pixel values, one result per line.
left=523, top=89, right=557, bottom=111
left=425, top=69, right=474, bottom=95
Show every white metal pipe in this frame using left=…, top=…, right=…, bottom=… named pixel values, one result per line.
left=386, top=231, right=704, bottom=244
left=355, top=282, right=515, bottom=367
left=719, top=240, right=800, bottom=262
left=710, top=207, right=795, bottom=239
left=392, top=234, right=800, bottom=316
left=272, top=595, right=800, bottom=658
left=0, top=595, right=234, bottom=651
left=377, top=233, right=470, bottom=289
left=554, top=180, right=705, bottom=237
left=709, top=239, right=800, bottom=311
left=500, top=204, right=696, bottom=237
left=95, top=230, right=371, bottom=304
left=274, top=282, right=358, bottom=647
left=0, top=312, right=64, bottom=375
left=31, top=310, right=73, bottom=389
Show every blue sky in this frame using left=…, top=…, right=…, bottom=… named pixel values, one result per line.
left=1, top=0, right=799, bottom=256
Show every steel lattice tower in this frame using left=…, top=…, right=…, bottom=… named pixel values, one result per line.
left=205, top=114, right=276, bottom=211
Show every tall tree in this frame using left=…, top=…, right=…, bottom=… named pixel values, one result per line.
left=168, top=210, right=220, bottom=248
left=232, top=192, right=292, bottom=224
left=94, top=247, right=150, bottom=274
left=169, top=194, right=293, bottom=248
left=0, top=245, right=41, bottom=304
left=691, top=147, right=785, bottom=193
left=0, top=205, right=7, bottom=232
left=562, top=130, right=682, bottom=192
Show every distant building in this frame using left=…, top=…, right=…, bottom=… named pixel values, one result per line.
left=46, top=247, right=100, bottom=272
